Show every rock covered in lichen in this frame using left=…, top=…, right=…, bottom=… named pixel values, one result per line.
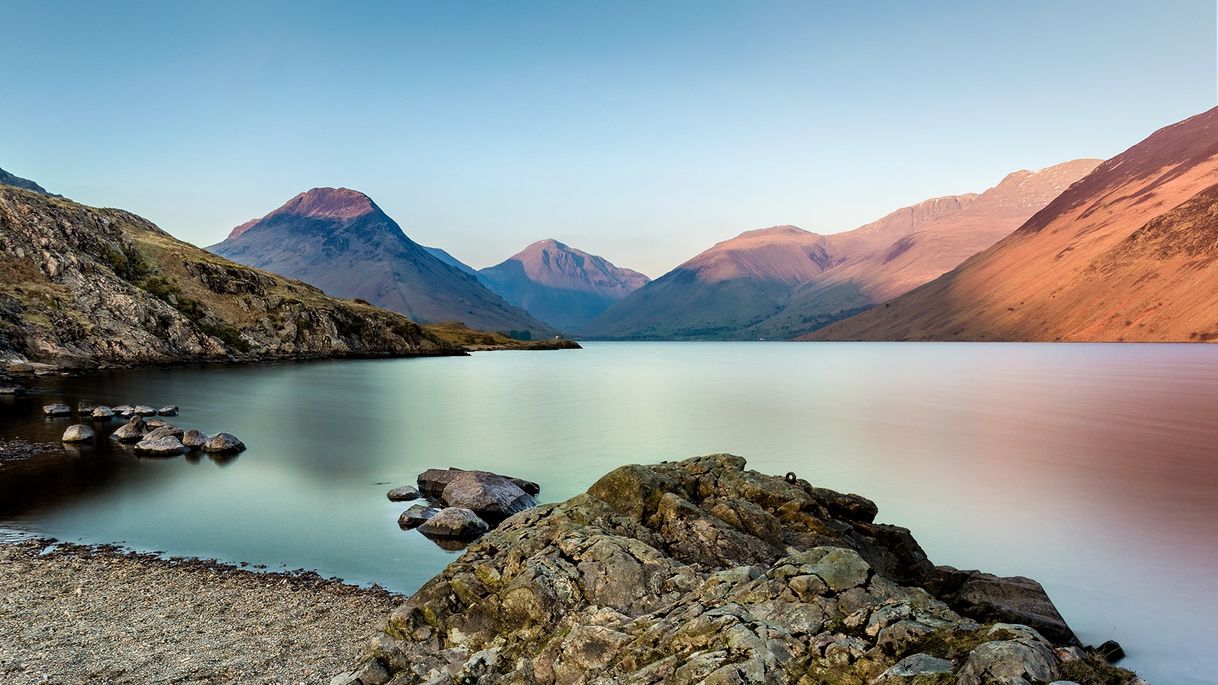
left=334, top=455, right=1140, bottom=685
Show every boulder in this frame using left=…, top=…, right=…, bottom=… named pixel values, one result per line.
left=133, top=405, right=156, bottom=417
left=112, top=404, right=135, bottom=418
left=417, top=507, right=489, bottom=539
left=387, top=485, right=421, bottom=502
left=111, top=416, right=147, bottom=443
left=1091, top=639, right=1126, bottom=663
left=440, top=471, right=538, bottom=523
left=157, top=405, right=179, bottom=416
left=61, top=424, right=94, bottom=443
left=931, top=568, right=1078, bottom=645
left=181, top=429, right=208, bottom=450
left=397, top=504, right=441, bottom=530
left=77, top=400, right=98, bottom=414
left=144, top=425, right=184, bottom=440
left=418, top=467, right=540, bottom=498
left=203, top=432, right=246, bottom=455
left=0, top=386, right=24, bottom=395
left=90, top=406, right=114, bottom=421
left=42, top=403, right=71, bottom=417
left=874, top=653, right=955, bottom=680
left=134, top=435, right=188, bottom=457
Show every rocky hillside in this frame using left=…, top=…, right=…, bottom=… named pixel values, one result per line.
left=479, top=239, right=650, bottom=331
left=335, top=455, right=1137, bottom=685
left=0, top=185, right=459, bottom=367
left=581, top=161, right=1097, bottom=340
left=810, top=107, right=1218, bottom=342
left=210, top=188, right=554, bottom=338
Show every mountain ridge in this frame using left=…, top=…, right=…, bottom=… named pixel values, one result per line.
left=808, top=107, right=1218, bottom=342
left=210, top=188, right=555, bottom=337
left=478, top=239, right=649, bottom=330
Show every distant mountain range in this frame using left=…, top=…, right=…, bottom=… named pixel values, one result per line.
left=580, top=159, right=1099, bottom=340
left=810, top=107, right=1218, bottom=342
left=210, top=188, right=554, bottom=337
left=478, top=240, right=650, bottom=331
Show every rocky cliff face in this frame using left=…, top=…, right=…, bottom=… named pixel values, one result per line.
left=211, top=188, right=555, bottom=337
left=479, top=240, right=650, bottom=331
left=336, top=455, right=1137, bottom=685
left=0, top=186, right=457, bottom=367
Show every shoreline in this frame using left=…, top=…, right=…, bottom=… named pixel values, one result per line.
left=0, top=537, right=403, bottom=685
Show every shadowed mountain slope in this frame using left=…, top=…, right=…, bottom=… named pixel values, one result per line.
left=210, top=189, right=553, bottom=336
left=478, top=239, right=649, bottom=330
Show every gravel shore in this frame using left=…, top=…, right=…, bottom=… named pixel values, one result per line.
left=0, top=538, right=402, bottom=684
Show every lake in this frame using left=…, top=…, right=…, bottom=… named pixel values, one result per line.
left=1, top=342, right=1215, bottom=684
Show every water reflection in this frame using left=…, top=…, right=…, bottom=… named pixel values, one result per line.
left=0, top=344, right=1216, bottom=684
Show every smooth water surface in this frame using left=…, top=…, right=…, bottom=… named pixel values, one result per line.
left=2, top=342, right=1216, bottom=684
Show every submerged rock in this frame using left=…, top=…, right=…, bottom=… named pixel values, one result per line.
left=337, top=455, right=1138, bottom=685
left=417, top=507, right=489, bottom=539
left=134, top=435, right=188, bottom=457
left=202, top=432, right=245, bottom=455
left=157, top=405, right=179, bottom=416
left=42, top=403, right=71, bottom=417
left=61, top=424, right=94, bottom=443
left=77, top=400, right=98, bottom=414
left=397, top=504, right=440, bottom=530
left=386, top=485, right=421, bottom=502
left=440, top=471, right=537, bottom=523
left=181, top=430, right=207, bottom=450
left=111, top=416, right=147, bottom=443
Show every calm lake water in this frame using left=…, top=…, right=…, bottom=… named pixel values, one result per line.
left=2, top=342, right=1215, bottom=683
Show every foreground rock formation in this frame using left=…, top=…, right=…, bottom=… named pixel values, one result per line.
left=336, top=455, right=1138, bottom=685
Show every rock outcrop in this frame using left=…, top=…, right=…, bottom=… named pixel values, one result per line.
left=336, top=455, right=1137, bottom=685
left=0, top=185, right=459, bottom=368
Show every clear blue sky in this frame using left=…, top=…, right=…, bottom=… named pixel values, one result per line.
left=2, top=1, right=1214, bottom=277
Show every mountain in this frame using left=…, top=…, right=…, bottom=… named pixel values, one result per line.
left=809, top=107, right=1218, bottom=342
left=210, top=188, right=554, bottom=337
left=424, top=246, right=479, bottom=276
left=581, top=160, right=1098, bottom=340
left=478, top=239, right=650, bottom=331
left=0, top=185, right=458, bottom=367
left=0, top=166, right=55, bottom=196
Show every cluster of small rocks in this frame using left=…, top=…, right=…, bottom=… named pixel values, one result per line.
left=387, top=468, right=540, bottom=548
left=337, top=455, right=1142, bottom=685
left=45, top=400, right=245, bottom=457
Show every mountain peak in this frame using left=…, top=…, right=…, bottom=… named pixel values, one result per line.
left=227, top=187, right=380, bottom=239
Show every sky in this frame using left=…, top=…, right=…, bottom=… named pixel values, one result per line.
left=1, top=1, right=1215, bottom=278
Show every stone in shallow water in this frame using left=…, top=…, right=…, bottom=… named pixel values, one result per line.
left=440, top=471, right=537, bottom=522
left=144, top=425, right=184, bottom=441
left=417, top=507, right=489, bottom=539
left=134, top=436, right=188, bottom=457
left=90, top=406, right=114, bottom=421
left=417, top=467, right=540, bottom=498
left=386, top=485, right=420, bottom=502
left=181, top=430, right=207, bottom=450
left=133, top=405, right=156, bottom=417
left=42, top=403, right=71, bottom=417
left=202, top=432, right=245, bottom=455
left=157, top=405, right=179, bottom=416
left=61, top=424, right=94, bottom=443
left=397, top=504, right=441, bottom=530
left=111, top=416, right=147, bottom=443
